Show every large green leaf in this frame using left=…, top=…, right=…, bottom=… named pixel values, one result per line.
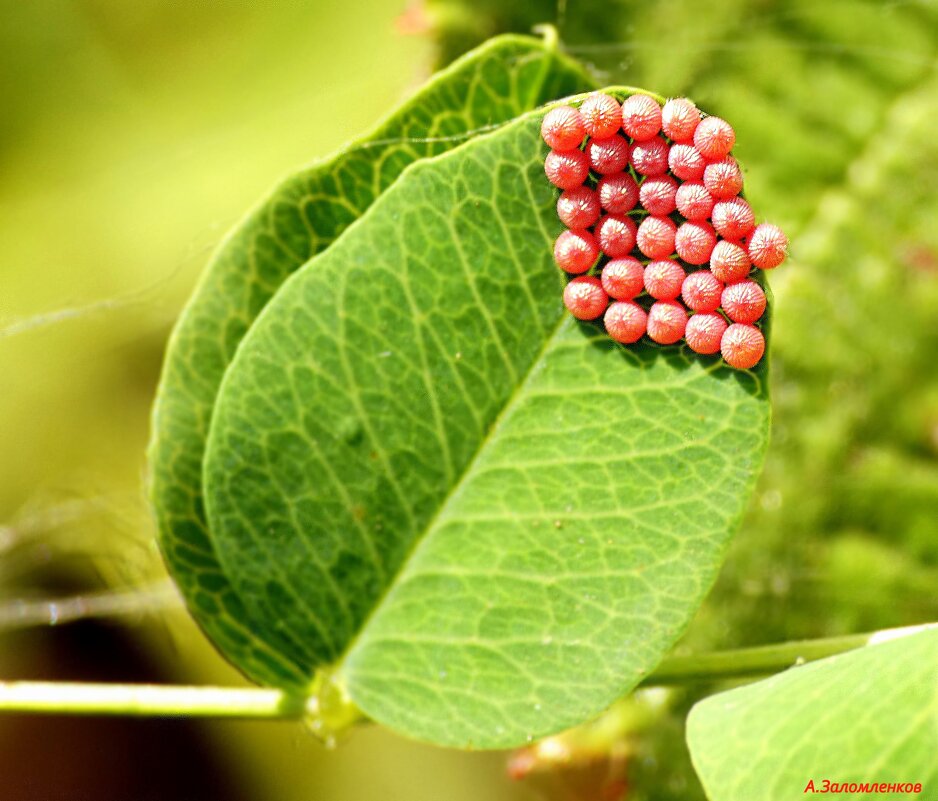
left=687, top=627, right=938, bottom=800
left=202, top=100, right=771, bottom=747
left=147, top=34, right=592, bottom=689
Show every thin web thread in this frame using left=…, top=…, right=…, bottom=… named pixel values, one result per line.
left=0, top=580, right=180, bottom=631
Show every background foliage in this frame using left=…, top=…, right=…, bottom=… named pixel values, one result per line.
left=1, top=1, right=936, bottom=799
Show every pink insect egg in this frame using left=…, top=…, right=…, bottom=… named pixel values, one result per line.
left=580, top=92, right=623, bottom=138
left=556, top=186, right=601, bottom=229
left=661, top=97, right=701, bottom=143
left=541, top=106, right=586, bottom=151
left=721, top=323, right=765, bottom=369
left=721, top=280, right=767, bottom=324
left=630, top=135, right=670, bottom=177
left=554, top=229, right=600, bottom=274
left=711, top=197, right=756, bottom=240
left=703, top=156, right=744, bottom=200
left=694, top=116, right=736, bottom=160
left=544, top=149, right=591, bottom=190
left=685, top=312, right=728, bottom=355
left=587, top=135, right=631, bottom=174
left=709, top=239, right=751, bottom=283
left=621, top=94, right=663, bottom=141
left=644, top=259, right=686, bottom=301
left=597, top=214, right=638, bottom=258
left=681, top=270, right=724, bottom=313
left=637, top=215, right=677, bottom=260
left=601, top=257, right=645, bottom=300
left=748, top=223, right=788, bottom=269
left=668, top=143, right=706, bottom=181
left=604, top=300, right=648, bottom=344
left=675, top=220, right=717, bottom=266
left=597, top=172, right=640, bottom=213
left=675, top=182, right=716, bottom=221
left=563, top=275, right=609, bottom=320
left=647, top=300, right=688, bottom=345
left=639, top=175, right=679, bottom=215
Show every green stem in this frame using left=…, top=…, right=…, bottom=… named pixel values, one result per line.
left=532, top=23, right=559, bottom=52
left=640, top=632, right=873, bottom=686
left=0, top=681, right=311, bottom=719
left=0, top=624, right=931, bottom=719
left=642, top=623, right=935, bottom=685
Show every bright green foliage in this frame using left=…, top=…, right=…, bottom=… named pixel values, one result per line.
left=687, top=628, right=938, bottom=800
left=202, top=106, right=770, bottom=747
left=147, top=34, right=592, bottom=690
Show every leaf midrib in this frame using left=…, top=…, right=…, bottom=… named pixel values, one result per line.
left=335, top=309, right=576, bottom=678
left=322, top=103, right=586, bottom=681
left=331, top=84, right=678, bottom=680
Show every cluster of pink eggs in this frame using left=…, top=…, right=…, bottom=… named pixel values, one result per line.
left=542, top=91, right=788, bottom=369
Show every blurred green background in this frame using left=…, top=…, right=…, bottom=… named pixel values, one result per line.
left=1, top=1, right=936, bottom=799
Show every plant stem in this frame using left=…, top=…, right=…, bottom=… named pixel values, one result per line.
left=0, top=682, right=312, bottom=719
left=640, top=622, right=935, bottom=686
left=0, top=624, right=931, bottom=719
left=533, top=23, right=559, bottom=52
left=640, top=633, right=864, bottom=686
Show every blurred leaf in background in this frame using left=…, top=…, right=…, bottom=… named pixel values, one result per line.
left=2, top=0, right=937, bottom=800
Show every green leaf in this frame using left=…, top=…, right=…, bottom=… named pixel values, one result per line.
left=202, top=100, right=771, bottom=747
left=687, top=627, right=938, bottom=800
left=147, top=34, right=593, bottom=689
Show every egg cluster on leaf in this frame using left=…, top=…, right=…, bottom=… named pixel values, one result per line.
left=543, top=92, right=788, bottom=370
